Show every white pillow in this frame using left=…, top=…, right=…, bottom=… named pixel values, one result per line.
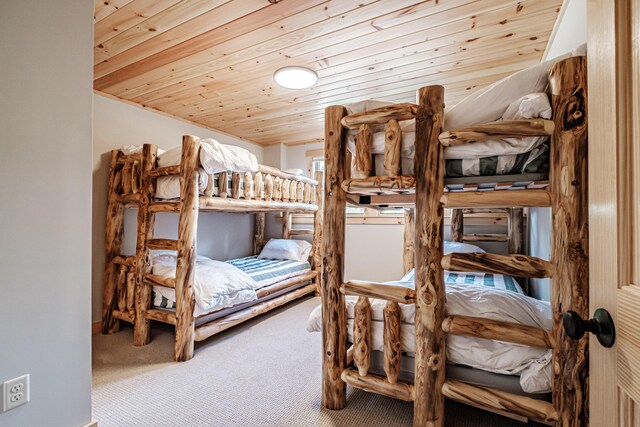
left=258, top=239, right=312, bottom=262
left=400, top=241, right=486, bottom=282
left=157, top=138, right=259, bottom=174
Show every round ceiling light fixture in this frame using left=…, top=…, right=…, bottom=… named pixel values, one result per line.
left=273, top=66, right=318, bottom=89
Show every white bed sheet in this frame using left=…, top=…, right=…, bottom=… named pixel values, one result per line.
left=306, top=281, right=552, bottom=394
left=151, top=252, right=258, bottom=317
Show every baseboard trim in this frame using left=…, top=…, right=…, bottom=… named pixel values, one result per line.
left=92, top=321, right=102, bottom=335
left=84, top=421, right=98, bottom=427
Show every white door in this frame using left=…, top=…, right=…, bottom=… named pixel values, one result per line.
left=588, top=0, right=640, bottom=425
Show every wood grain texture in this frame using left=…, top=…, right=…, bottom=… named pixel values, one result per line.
left=442, top=315, right=554, bottom=349
left=441, top=189, right=552, bottom=208
left=312, top=171, right=324, bottom=293
left=384, top=119, right=402, bottom=178
left=353, top=296, right=371, bottom=377
left=194, top=283, right=316, bottom=341
left=341, top=103, right=417, bottom=129
left=442, top=252, right=553, bottom=278
left=450, top=209, right=464, bottom=243
left=173, top=135, right=200, bottom=362
left=383, top=301, right=402, bottom=385
left=442, top=380, right=558, bottom=423
left=463, top=233, right=508, bottom=242
left=254, top=212, right=265, bottom=255
left=341, top=368, right=414, bottom=402
left=413, top=85, right=445, bottom=427
left=549, top=56, right=589, bottom=426
left=321, top=105, right=348, bottom=410
left=353, top=124, right=373, bottom=179
left=341, top=175, right=416, bottom=195
left=439, top=119, right=554, bottom=146
left=231, top=172, right=240, bottom=200
left=102, top=150, right=126, bottom=334
left=403, top=208, right=415, bottom=275
left=218, top=171, right=228, bottom=199
left=93, top=0, right=562, bottom=145
left=147, top=238, right=178, bottom=251
left=132, top=144, right=158, bottom=346
left=282, top=212, right=291, bottom=239
left=340, top=281, right=416, bottom=304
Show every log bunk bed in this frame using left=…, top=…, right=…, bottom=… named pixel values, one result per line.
left=101, top=135, right=323, bottom=361
left=319, top=56, right=587, bottom=425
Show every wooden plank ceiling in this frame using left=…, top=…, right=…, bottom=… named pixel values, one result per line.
left=94, top=0, right=563, bottom=146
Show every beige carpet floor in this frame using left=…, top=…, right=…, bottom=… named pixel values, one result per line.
left=93, top=296, right=544, bottom=427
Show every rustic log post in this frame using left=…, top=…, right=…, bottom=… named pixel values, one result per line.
left=384, top=119, right=402, bottom=178
left=133, top=144, right=158, bottom=346
left=254, top=213, right=266, bottom=255
left=254, top=172, right=263, bottom=200
left=174, top=135, right=200, bottom=362
left=282, top=212, right=291, bottom=239
left=218, top=171, right=228, bottom=199
left=231, top=172, right=241, bottom=199
left=450, top=209, right=464, bottom=242
left=272, top=176, right=281, bottom=201
left=243, top=172, right=254, bottom=200
left=122, top=162, right=132, bottom=195
left=508, top=208, right=524, bottom=253
left=383, top=301, right=402, bottom=385
left=354, top=124, right=372, bottom=179
left=322, top=105, right=348, bottom=410
left=413, top=85, right=445, bottom=426
left=312, top=171, right=324, bottom=294
left=282, top=178, right=290, bottom=202
left=353, top=296, right=371, bottom=377
left=549, top=56, right=589, bottom=426
left=290, top=180, right=298, bottom=202
left=126, top=270, right=136, bottom=314
left=116, top=264, right=127, bottom=312
left=403, top=208, right=415, bottom=275
left=204, top=173, right=214, bottom=197
left=102, top=150, right=125, bottom=334
left=264, top=174, right=273, bottom=201
left=304, top=183, right=311, bottom=204
left=130, top=160, right=140, bottom=194
left=297, top=181, right=304, bottom=202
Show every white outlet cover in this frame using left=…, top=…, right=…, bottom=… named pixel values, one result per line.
left=2, top=374, right=29, bottom=412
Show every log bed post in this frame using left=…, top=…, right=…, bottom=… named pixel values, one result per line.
left=413, top=85, right=445, bottom=426
left=549, top=56, right=589, bottom=426
left=403, top=208, right=415, bottom=275
left=133, top=144, right=158, bottom=346
left=450, top=209, right=464, bottom=243
left=313, top=171, right=324, bottom=294
left=254, top=213, right=265, bottom=255
left=282, top=212, right=291, bottom=239
left=322, top=105, right=348, bottom=410
left=102, top=150, right=125, bottom=334
left=174, top=135, right=201, bottom=361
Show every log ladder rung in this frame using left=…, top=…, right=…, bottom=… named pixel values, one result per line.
left=442, top=252, right=553, bottom=279
left=463, top=233, right=508, bottom=242
left=288, top=229, right=314, bottom=236
left=143, top=274, right=176, bottom=289
left=147, top=238, right=179, bottom=251
left=441, top=189, right=552, bottom=208
left=340, top=281, right=416, bottom=304
left=439, top=119, right=554, bottom=147
left=148, top=165, right=181, bottom=178
left=145, top=308, right=177, bottom=325
left=341, top=368, right=414, bottom=402
left=442, top=315, right=554, bottom=349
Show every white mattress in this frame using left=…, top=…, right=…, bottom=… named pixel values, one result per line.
left=307, top=281, right=552, bottom=394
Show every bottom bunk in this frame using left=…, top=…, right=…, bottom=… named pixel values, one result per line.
left=308, top=242, right=555, bottom=422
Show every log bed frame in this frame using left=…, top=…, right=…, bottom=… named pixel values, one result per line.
left=321, top=56, right=587, bottom=425
left=101, top=136, right=323, bottom=361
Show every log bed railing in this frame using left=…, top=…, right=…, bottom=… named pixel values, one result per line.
left=321, top=56, right=587, bottom=426
left=102, top=138, right=323, bottom=361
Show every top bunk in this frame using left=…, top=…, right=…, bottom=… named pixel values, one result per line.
left=108, top=136, right=319, bottom=214
left=329, top=52, right=586, bottom=209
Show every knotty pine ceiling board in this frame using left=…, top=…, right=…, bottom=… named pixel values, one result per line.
left=94, top=0, right=563, bottom=146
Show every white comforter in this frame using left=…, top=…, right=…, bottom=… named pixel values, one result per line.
left=152, top=252, right=258, bottom=317
left=306, top=281, right=552, bottom=394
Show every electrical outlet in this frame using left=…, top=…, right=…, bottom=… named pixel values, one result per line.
left=2, top=374, right=29, bottom=413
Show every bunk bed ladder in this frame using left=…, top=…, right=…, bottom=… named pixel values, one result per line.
left=132, top=136, right=201, bottom=362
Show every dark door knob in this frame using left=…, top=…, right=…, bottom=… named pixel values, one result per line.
left=562, top=308, right=615, bottom=348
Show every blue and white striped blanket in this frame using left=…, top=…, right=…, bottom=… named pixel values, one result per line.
left=226, top=256, right=312, bottom=289
left=401, top=269, right=523, bottom=294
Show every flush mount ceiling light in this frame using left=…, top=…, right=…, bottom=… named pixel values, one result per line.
left=273, top=66, right=318, bottom=89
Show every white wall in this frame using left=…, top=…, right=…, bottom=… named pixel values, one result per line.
left=545, top=0, right=588, bottom=60
left=526, top=0, right=588, bottom=301
left=92, top=95, right=265, bottom=322
left=0, top=1, right=93, bottom=426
